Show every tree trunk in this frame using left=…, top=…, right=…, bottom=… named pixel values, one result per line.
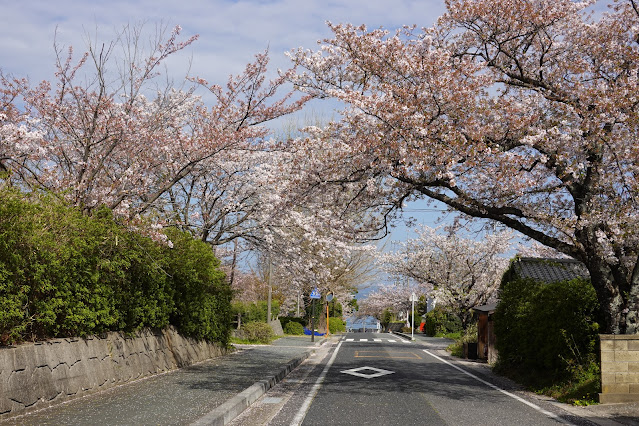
left=587, top=258, right=639, bottom=335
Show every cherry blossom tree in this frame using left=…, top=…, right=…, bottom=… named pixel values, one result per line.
left=290, top=0, right=639, bottom=334
left=0, top=25, right=307, bottom=234
left=378, top=225, right=512, bottom=327
left=357, top=282, right=418, bottom=321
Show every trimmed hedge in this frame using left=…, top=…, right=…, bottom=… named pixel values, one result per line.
left=494, top=277, right=600, bottom=382
left=0, top=188, right=232, bottom=346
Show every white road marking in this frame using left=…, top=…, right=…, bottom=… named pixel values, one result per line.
left=341, top=366, right=394, bottom=379
left=291, top=340, right=344, bottom=426
left=422, top=350, right=575, bottom=425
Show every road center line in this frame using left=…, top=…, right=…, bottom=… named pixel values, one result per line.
left=291, top=340, right=344, bottom=426
left=422, top=350, right=575, bottom=426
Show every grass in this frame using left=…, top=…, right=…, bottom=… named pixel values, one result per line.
left=494, top=361, right=601, bottom=406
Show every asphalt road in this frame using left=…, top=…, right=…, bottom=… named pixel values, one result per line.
left=231, top=332, right=597, bottom=426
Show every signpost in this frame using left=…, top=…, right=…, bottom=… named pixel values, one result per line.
left=310, top=288, right=321, bottom=342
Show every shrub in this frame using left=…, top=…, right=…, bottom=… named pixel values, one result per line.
left=328, top=317, right=346, bottom=333
left=232, top=300, right=280, bottom=324
left=494, top=277, right=600, bottom=384
left=0, top=187, right=232, bottom=346
left=164, top=229, right=232, bottom=345
left=238, top=321, right=275, bottom=343
left=280, top=316, right=306, bottom=331
left=284, top=321, right=305, bottom=335
left=423, top=307, right=462, bottom=336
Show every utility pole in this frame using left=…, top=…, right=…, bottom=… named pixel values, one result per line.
left=267, top=253, right=272, bottom=324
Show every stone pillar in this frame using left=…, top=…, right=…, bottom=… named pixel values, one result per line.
left=600, top=334, right=639, bottom=404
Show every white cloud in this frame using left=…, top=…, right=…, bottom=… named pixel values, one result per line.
left=0, top=0, right=447, bottom=85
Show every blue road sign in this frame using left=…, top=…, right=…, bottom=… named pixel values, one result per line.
left=310, top=288, right=321, bottom=299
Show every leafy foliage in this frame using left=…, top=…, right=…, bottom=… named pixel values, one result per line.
left=284, top=321, right=305, bottom=335
left=236, top=321, right=275, bottom=344
left=231, top=300, right=280, bottom=324
left=494, top=277, right=600, bottom=384
left=279, top=316, right=306, bottom=331
left=0, top=188, right=231, bottom=345
left=328, top=317, right=346, bottom=333
left=423, top=307, right=463, bottom=337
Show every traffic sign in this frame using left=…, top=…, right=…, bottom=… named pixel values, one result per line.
left=310, top=288, right=321, bottom=299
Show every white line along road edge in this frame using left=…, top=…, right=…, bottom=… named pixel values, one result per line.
left=291, top=340, right=344, bottom=426
left=422, top=350, right=575, bottom=426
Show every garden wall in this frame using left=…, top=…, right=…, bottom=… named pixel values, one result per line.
left=600, top=334, right=639, bottom=403
left=0, top=327, right=229, bottom=419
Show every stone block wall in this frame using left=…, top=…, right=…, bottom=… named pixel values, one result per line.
left=0, top=327, right=228, bottom=419
left=600, top=334, right=639, bottom=403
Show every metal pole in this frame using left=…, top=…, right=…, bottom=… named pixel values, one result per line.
left=267, top=254, right=272, bottom=323
left=326, top=302, right=329, bottom=336
left=311, top=299, right=315, bottom=343
left=411, top=293, right=415, bottom=341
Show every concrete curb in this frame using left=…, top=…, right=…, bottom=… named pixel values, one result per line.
left=190, top=348, right=314, bottom=426
left=390, top=331, right=414, bottom=341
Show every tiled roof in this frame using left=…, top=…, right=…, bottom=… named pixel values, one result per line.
left=473, top=303, right=497, bottom=313
left=512, top=257, right=590, bottom=283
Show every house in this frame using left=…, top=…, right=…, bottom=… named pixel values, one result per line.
left=473, top=257, right=590, bottom=363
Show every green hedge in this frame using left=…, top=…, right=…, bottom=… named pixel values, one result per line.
left=231, top=300, right=280, bottom=324
left=328, top=317, right=346, bottom=333
left=0, top=188, right=232, bottom=346
left=494, top=277, right=600, bottom=383
left=280, top=316, right=306, bottom=331
left=423, top=307, right=462, bottom=336
left=236, top=321, right=275, bottom=343
left=284, top=321, right=305, bottom=335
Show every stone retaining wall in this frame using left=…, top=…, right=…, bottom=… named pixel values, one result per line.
left=600, top=334, right=639, bottom=403
left=0, top=327, right=229, bottom=419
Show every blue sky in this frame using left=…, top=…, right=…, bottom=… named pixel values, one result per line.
left=0, top=0, right=447, bottom=85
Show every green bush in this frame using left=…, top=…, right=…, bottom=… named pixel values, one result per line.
left=232, top=300, right=280, bottom=324
left=328, top=317, right=346, bottom=333
left=494, top=277, right=600, bottom=384
left=423, top=307, right=462, bottom=336
left=238, top=321, right=275, bottom=343
left=164, top=229, right=232, bottom=344
left=284, top=321, right=305, bottom=335
left=280, top=316, right=306, bottom=331
left=0, top=187, right=232, bottom=346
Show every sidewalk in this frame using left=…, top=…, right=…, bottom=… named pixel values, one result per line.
left=1, top=335, right=334, bottom=426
